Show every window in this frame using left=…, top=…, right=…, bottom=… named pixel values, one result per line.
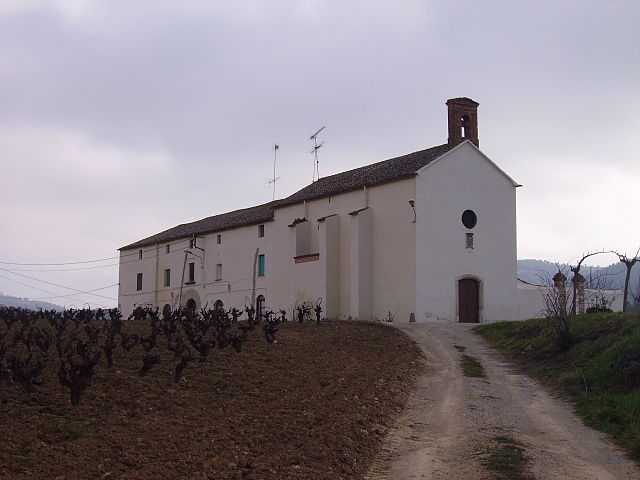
left=214, top=299, right=224, bottom=310
left=189, top=238, right=195, bottom=249
left=258, top=224, right=265, bottom=238
left=462, top=210, right=477, bottom=229
left=138, top=249, right=143, bottom=260
left=164, top=269, right=171, bottom=287
left=258, top=254, right=265, bottom=276
left=295, top=220, right=312, bottom=256
left=216, top=234, right=221, bottom=244
left=216, top=264, right=222, bottom=281
left=136, top=273, right=143, bottom=291
left=466, top=232, right=474, bottom=249
left=188, top=262, right=195, bottom=282
left=166, top=245, right=170, bottom=254
left=461, top=115, right=471, bottom=138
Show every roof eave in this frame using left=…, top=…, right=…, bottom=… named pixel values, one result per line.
left=273, top=173, right=418, bottom=210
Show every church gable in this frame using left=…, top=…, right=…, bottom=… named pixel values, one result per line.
left=417, top=140, right=520, bottom=188
left=118, top=97, right=526, bottom=324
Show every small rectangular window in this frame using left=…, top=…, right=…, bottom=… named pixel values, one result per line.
left=136, top=272, right=143, bottom=291
left=216, top=234, right=221, bottom=244
left=258, top=224, right=265, bottom=238
left=188, top=262, right=195, bottom=282
left=189, top=238, right=195, bottom=249
left=466, top=232, right=474, bottom=249
left=138, top=249, right=143, bottom=260
left=258, top=254, right=265, bottom=276
left=164, top=269, right=171, bottom=287
left=216, top=264, right=222, bottom=281
left=165, top=245, right=170, bottom=254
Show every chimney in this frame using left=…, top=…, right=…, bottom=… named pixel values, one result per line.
left=446, top=97, right=479, bottom=148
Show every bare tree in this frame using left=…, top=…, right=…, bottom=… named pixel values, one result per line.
left=568, top=251, right=612, bottom=315
left=541, top=270, right=574, bottom=350
left=613, top=248, right=639, bottom=313
left=540, top=253, right=617, bottom=350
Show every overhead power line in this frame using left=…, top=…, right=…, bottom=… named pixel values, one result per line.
left=30, top=284, right=119, bottom=300
left=0, top=236, right=197, bottom=267
left=2, top=262, right=121, bottom=272
left=0, top=274, right=117, bottom=307
left=0, top=255, right=121, bottom=266
left=0, top=267, right=117, bottom=300
left=0, top=273, right=69, bottom=297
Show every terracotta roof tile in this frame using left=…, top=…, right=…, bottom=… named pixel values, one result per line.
left=275, top=144, right=453, bottom=207
left=119, top=202, right=279, bottom=250
left=120, top=143, right=453, bottom=250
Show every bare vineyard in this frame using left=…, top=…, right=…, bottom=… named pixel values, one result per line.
left=0, top=302, right=322, bottom=406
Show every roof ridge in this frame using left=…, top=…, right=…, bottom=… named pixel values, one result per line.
left=275, top=143, right=453, bottom=208
left=309, top=143, right=449, bottom=184
left=119, top=142, right=454, bottom=250
left=175, top=200, right=281, bottom=228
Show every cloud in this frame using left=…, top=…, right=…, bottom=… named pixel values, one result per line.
left=0, top=0, right=639, bottom=301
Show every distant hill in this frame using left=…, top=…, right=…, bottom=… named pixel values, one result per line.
left=2, top=261, right=638, bottom=312
left=517, top=259, right=639, bottom=294
left=0, top=293, right=64, bottom=311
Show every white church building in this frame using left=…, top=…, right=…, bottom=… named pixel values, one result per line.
left=118, top=98, right=587, bottom=322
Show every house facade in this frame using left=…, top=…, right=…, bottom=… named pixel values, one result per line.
left=118, top=98, right=530, bottom=322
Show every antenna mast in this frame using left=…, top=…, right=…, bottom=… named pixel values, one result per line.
left=267, top=144, right=280, bottom=200
left=309, top=126, right=325, bottom=182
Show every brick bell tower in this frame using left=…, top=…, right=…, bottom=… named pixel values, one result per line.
left=447, top=97, right=479, bottom=148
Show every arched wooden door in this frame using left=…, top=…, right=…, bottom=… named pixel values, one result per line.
left=186, top=298, right=197, bottom=315
left=459, top=278, right=479, bottom=323
left=256, top=295, right=265, bottom=321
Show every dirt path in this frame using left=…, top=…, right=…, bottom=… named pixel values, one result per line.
left=365, top=322, right=640, bottom=480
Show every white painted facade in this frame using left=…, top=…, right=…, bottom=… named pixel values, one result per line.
left=414, top=143, right=519, bottom=322
left=118, top=177, right=420, bottom=321
left=118, top=142, right=528, bottom=322
left=118, top=98, right=622, bottom=322
left=118, top=220, right=273, bottom=317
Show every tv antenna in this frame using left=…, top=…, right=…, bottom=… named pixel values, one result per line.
left=309, top=126, right=325, bottom=182
left=267, top=144, right=280, bottom=200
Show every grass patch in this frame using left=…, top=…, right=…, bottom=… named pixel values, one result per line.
left=475, top=312, right=640, bottom=461
left=461, top=354, right=486, bottom=378
left=483, top=436, right=532, bottom=480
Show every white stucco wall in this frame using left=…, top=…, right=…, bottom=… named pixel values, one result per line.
left=517, top=280, right=547, bottom=319
left=269, top=178, right=417, bottom=321
left=118, top=140, right=624, bottom=324
left=415, top=141, right=519, bottom=323
left=118, top=220, right=272, bottom=318
left=517, top=279, right=625, bottom=320
left=120, top=143, right=525, bottom=323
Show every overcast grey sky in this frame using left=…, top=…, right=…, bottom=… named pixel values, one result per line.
left=1, top=0, right=638, bottom=308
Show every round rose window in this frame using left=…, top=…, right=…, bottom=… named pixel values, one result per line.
left=462, top=210, right=477, bottom=229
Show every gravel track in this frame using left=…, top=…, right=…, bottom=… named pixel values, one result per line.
left=365, top=322, right=640, bottom=480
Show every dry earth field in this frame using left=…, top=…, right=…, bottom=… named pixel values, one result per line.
left=0, top=320, right=422, bottom=480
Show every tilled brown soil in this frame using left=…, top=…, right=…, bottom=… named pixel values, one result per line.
left=0, top=320, right=422, bottom=480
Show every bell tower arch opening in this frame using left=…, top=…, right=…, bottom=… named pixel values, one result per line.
left=446, top=97, right=479, bottom=148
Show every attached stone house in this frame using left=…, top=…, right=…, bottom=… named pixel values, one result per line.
left=118, top=97, right=533, bottom=322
